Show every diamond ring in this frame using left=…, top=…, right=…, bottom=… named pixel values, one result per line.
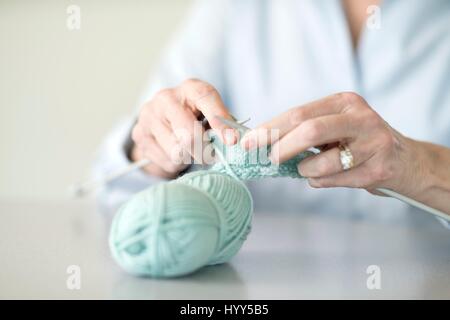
left=339, top=143, right=354, bottom=171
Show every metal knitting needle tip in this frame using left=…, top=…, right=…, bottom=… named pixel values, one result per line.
left=216, top=116, right=251, bottom=132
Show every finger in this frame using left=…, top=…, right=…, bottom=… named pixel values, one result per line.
left=241, top=93, right=351, bottom=150
left=178, top=79, right=237, bottom=144
left=307, top=163, right=374, bottom=189
left=297, top=141, right=375, bottom=178
left=150, top=118, right=190, bottom=167
left=269, top=114, right=357, bottom=164
left=159, top=94, right=198, bottom=145
left=162, top=98, right=208, bottom=163
left=139, top=134, right=188, bottom=174
left=152, top=89, right=208, bottom=163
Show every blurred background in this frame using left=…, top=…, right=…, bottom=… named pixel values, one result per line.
left=0, top=0, right=193, bottom=201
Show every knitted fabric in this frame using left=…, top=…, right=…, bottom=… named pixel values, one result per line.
left=209, top=131, right=314, bottom=180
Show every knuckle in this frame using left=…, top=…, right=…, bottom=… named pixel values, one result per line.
left=362, top=111, right=382, bottom=129
left=196, top=83, right=217, bottom=98
left=182, top=78, right=202, bottom=87
left=338, top=91, right=364, bottom=105
left=183, top=79, right=217, bottom=100
left=336, top=92, right=367, bottom=112
left=378, top=132, right=396, bottom=150
left=154, top=88, right=177, bottom=104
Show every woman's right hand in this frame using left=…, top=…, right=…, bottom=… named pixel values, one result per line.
left=131, top=79, right=237, bottom=178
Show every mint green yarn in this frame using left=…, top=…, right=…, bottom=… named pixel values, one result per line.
left=177, top=171, right=253, bottom=265
left=109, top=132, right=313, bottom=278
left=110, top=182, right=224, bottom=277
left=209, top=130, right=314, bottom=180
left=109, top=171, right=253, bottom=277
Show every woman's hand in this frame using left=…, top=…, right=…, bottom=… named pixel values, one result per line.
left=240, top=92, right=450, bottom=214
left=131, top=79, right=237, bottom=179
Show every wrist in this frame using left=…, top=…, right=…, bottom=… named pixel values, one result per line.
left=416, top=141, right=450, bottom=199
left=401, top=139, right=450, bottom=213
left=405, top=138, right=434, bottom=198
left=385, top=134, right=433, bottom=201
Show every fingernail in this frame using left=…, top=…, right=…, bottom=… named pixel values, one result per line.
left=297, top=156, right=311, bottom=174
left=297, top=163, right=307, bottom=177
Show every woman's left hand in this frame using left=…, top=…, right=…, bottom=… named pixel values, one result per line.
left=240, top=92, right=429, bottom=199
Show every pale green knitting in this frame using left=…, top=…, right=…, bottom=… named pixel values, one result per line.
left=209, top=130, right=314, bottom=180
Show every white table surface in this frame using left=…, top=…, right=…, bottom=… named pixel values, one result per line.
left=0, top=199, right=449, bottom=299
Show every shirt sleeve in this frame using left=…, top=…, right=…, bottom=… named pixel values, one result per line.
left=93, top=0, right=232, bottom=217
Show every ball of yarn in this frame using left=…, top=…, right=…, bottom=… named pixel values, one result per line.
left=110, top=131, right=313, bottom=278
left=109, top=171, right=253, bottom=278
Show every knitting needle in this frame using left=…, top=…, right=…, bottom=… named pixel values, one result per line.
left=70, top=117, right=251, bottom=198
left=216, top=116, right=251, bottom=133
left=70, top=158, right=151, bottom=198
left=216, top=116, right=450, bottom=222
left=376, top=188, right=450, bottom=222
